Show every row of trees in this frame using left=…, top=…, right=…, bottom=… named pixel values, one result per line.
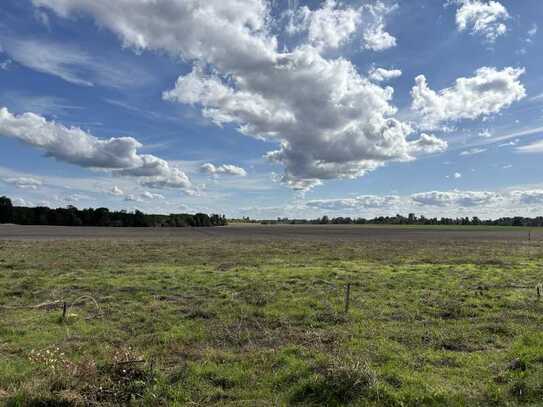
left=261, top=213, right=543, bottom=227
left=3, top=195, right=541, bottom=228
left=0, top=197, right=227, bottom=227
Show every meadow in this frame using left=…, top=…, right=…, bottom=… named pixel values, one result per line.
left=1, top=226, right=542, bottom=406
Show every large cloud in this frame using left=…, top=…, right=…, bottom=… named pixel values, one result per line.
left=34, top=0, right=439, bottom=190
left=411, top=67, right=525, bottom=130
left=454, top=0, right=509, bottom=43
left=0, top=107, right=192, bottom=191
left=164, top=50, right=438, bottom=189
left=32, top=0, right=276, bottom=73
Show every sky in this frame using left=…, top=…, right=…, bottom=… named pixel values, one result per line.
left=0, top=0, right=542, bottom=219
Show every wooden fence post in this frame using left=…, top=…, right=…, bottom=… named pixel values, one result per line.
left=344, top=283, right=351, bottom=314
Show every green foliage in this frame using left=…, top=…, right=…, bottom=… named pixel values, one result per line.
left=0, top=196, right=13, bottom=223
left=0, top=196, right=227, bottom=227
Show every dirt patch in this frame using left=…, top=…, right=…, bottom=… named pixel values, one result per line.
left=0, top=224, right=538, bottom=242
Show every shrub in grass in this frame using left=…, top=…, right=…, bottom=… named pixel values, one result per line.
left=289, top=357, right=378, bottom=405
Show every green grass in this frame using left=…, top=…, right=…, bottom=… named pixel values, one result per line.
left=1, top=238, right=543, bottom=406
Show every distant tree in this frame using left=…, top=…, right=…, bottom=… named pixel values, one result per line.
left=512, top=217, right=524, bottom=227
left=93, top=208, right=111, bottom=226
left=0, top=196, right=13, bottom=223
left=193, top=213, right=211, bottom=227
left=133, top=210, right=147, bottom=227
left=210, top=214, right=227, bottom=226
left=34, top=206, right=50, bottom=225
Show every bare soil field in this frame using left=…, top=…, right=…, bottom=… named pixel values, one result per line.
left=0, top=223, right=539, bottom=241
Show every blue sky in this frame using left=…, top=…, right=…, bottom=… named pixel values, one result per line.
left=0, top=0, right=542, bottom=218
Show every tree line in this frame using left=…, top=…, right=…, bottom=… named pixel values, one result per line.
left=0, top=196, right=227, bottom=227
left=260, top=213, right=543, bottom=227
left=3, top=195, right=541, bottom=228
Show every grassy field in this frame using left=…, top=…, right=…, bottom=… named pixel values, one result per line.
left=1, top=234, right=543, bottom=406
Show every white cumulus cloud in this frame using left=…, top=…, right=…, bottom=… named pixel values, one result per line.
left=32, top=0, right=276, bottom=73
left=368, top=67, right=402, bottom=82
left=306, top=195, right=400, bottom=211
left=287, top=0, right=361, bottom=50
left=455, top=0, right=509, bottom=43
left=411, top=190, right=502, bottom=207
left=286, top=0, right=397, bottom=52
left=200, top=163, right=247, bottom=177
left=411, top=67, right=525, bottom=130
left=408, top=133, right=448, bottom=155
left=163, top=51, right=442, bottom=190
left=0, top=107, right=192, bottom=192
left=362, top=2, right=398, bottom=51
left=34, top=0, right=440, bottom=191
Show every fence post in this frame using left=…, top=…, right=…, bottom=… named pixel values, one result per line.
left=344, top=283, right=351, bottom=314
left=62, top=302, right=67, bottom=320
